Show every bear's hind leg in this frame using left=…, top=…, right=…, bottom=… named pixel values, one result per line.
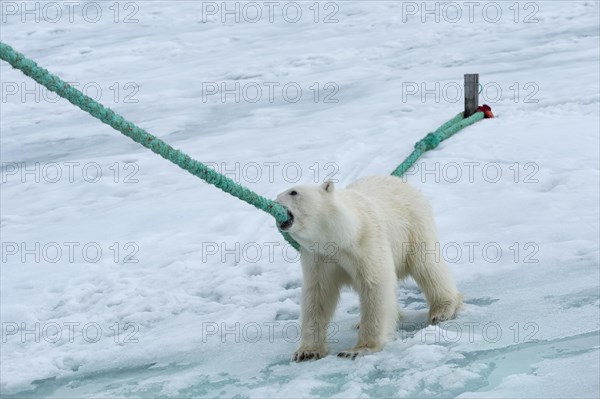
left=408, top=249, right=462, bottom=324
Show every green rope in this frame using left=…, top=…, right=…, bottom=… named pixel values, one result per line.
left=392, top=111, right=485, bottom=177
left=0, top=41, right=486, bottom=253
left=0, top=41, right=299, bottom=248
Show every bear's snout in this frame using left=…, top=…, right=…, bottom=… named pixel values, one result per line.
left=277, top=210, right=294, bottom=231
left=274, top=195, right=295, bottom=231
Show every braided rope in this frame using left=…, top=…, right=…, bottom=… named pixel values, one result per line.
left=392, top=111, right=484, bottom=177
left=0, top=41, right=486, bottom=252
left=0, top=42, right=297, bottom=237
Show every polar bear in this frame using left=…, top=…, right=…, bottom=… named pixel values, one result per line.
left=275, top=176, right=462, bottom=361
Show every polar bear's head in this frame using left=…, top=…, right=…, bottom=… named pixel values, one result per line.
left=275, top=181, right=336, bottom=238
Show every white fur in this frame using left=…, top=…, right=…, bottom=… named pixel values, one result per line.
left=276, top=176, right=462, bottom=361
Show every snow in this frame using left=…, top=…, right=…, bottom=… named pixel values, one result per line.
left=1, top=1, right=599, bottom=397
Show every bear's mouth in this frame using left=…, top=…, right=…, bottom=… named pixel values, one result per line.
left=278, top=210, right=294, bottom=231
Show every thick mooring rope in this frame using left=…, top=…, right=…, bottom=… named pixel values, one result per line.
left=0, top=42, right=487, bottom=251
left=391, top=111, right=485, bottom=177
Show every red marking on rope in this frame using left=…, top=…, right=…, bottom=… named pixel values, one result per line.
left=477, top=104, right=494, bottom=118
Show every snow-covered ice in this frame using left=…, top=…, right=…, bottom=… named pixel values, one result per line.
left=1, top=1, right=599, bottom=397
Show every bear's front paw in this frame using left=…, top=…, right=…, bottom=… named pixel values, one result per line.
left=429, top=302, right=458, bottom=324
left=292, top=348, right=326, bottom=362
left=337, top=346, right=379, bottom=360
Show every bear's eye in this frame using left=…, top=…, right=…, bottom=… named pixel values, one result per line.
left=290, top=190, right=298, bottom=196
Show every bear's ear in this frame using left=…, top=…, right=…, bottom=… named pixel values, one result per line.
left=321, top=180, right=335, bottom=193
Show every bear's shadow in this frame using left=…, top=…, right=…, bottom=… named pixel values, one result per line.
left=398, top=310, right=431, bottom=331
